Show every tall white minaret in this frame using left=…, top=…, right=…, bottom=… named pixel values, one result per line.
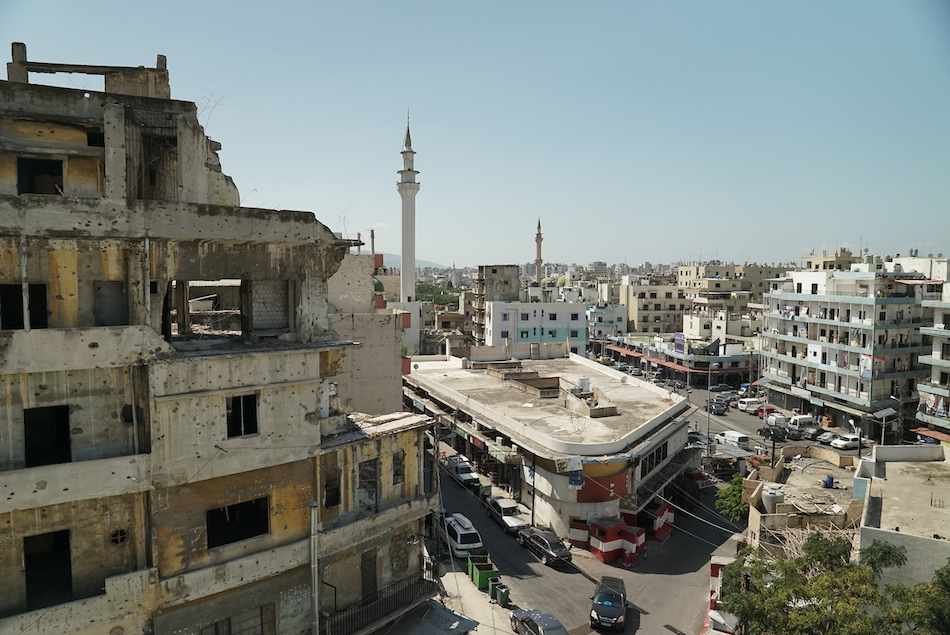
left=397, top=122, right=420, bottom=302
left=535, top=218, right=543, bottom=283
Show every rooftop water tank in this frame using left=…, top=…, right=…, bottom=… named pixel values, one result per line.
left=577, top=375, right=590, bottom=392
left=762, top=486, right=785, bottom=514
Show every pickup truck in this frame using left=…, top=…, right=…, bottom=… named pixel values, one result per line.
left=443, top=455, right=480, bottom=489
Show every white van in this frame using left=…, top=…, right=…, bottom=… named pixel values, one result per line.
left=786, top=415, right=816, bottom=429
left=715, top=430, right=751, bottom=450
left=738, top=398, right=764, bottom=413
left=442, top=513, right=483, bottom=558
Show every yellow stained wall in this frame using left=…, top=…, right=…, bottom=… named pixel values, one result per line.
left=65, top=156, right=103, bottom=197
left=152, top=461, right=313, bottom=579
left=0, top=493, right=146, bottom=617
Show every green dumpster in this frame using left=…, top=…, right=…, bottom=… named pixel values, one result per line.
left=473, top=563, right=499, bottom=589
left=467, top=554, right=490, bottom=579
left=489, top=576, right=502, bottom=600
left=494, top=582, right=510, bottom=607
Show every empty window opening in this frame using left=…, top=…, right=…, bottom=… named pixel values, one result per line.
left=0, top=284, right=47, bottom=330
left=94, top=281, right=129, bottom=326
left=358, top=458, right=378, bottom=512
left=149, top=280, right=159, bottom=295
left=17, top=158, right=63, bottom=195
left=226, top=394, right=259, bottom=438
left=206, top=497, right=269, bottom=549
left=0, top=284, right=24, bottom=329
left=24, top=405, right=71, bottom=467
left=24, top=530, right=72, bottom=610
left=324, top=472, right=341, bottom=508
left=166, top=279, right=244, bottom=342
left=392, top=450, right=405, bottom=485
left=200, top=603, right=276, bottom=635
left=86, top=131, right=105, bottom=147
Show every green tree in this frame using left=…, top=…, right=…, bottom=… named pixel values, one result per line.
left=719, top=536, right=950, bottom=635
left=414, top=283, right=459, bottom=306
left=715, top=474, right=749, bottom=523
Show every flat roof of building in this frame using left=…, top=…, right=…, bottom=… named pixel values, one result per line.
left=408, top=355, right=688, bottom=456
left=875, top=447, right=950, bottom=540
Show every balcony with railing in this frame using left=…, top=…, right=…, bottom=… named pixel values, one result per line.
left=321, top=568, right=439, bottom=635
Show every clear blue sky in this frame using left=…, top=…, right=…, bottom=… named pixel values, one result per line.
left=5, top=1, right=950, bottom=269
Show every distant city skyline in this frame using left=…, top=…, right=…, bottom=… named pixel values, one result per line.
left=6, top=1, right=950, bottom=267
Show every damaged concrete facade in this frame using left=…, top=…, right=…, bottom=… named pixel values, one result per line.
left=0, top=44, right=437, bottom=635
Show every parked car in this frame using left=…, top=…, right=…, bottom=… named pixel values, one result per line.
left=756, top=406, right=777, bottom=419
left=709, top=396, right=730, bottom=409
left=831, top=434, right=862, bottom=450
left=614, top=363, right=630, bottom=373
left=766, top=413, right=789, bottom=427
left=800, top=426, right=823, bottom=440
left=628, top=367, right=643, bottom=376
left=441, top=513, right=483, bottom=559
left=817, top=431, right=841, bottom=445
left=589, top=576, right=627, bottom=631
left=722, top=394, right=740, bottom=406
left=485, top=497, right=531, bottom=534
left=443, top=455, right=480, bottom=489
left=511, top=609, right=570, bottom=635
left=757, top=426, right=787, bottom=441
left=709, top=384, right=732, bottom=392
left=517, top=527, right=572, bottom=566
left=782, top=426, right=804, bottom=441
left=705, top=402, right=726, bottom=415
left=669, top=379, right=686, bottom=389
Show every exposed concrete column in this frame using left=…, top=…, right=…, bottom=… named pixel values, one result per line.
left=103, top=103, right=127, bottom=200
left=7, top=42, right=27, bottom=82
left=175, top=280, right=190, bottom=335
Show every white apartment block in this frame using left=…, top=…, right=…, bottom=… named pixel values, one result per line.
left=588, top=304, right=627, bottom=339
left=761, top=271, right=926, bottom=438
left=484, top=301, right=589, bottom=354
left=917, top=281, right=950, bottom=434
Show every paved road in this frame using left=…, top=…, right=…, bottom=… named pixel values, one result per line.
left=438, top=468, right=739, bottom=634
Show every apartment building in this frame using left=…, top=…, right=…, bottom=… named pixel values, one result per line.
left=473, top=264, right=520, bottom=344
left=917, top=281, right=950, bottom=435
left=0, top=44, right=436, bottom=635
left=619, top=281, right=688, bottom=334
left=761, top=270, right=926, bottom=437
left=484, top=301, right=589, bottom=354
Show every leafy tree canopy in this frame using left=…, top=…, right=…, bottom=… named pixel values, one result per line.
left=715, top=474, right=749, bottom=523
left=415, top=283, right=459, bottom=306
left=720, top=534, right=950, bottom=635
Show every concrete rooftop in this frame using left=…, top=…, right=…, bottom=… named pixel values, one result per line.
left=409, top=356, right=688, bottom=456
left=781, top=455, right=857, bottom=514
left=876, top=447, right=950, bottom=540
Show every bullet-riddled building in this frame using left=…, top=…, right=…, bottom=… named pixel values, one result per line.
left=0, top=43, right=436, bottom=635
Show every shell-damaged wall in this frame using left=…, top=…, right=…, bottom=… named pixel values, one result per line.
left=148, top=349, right=344, bottom=488
left=0, top=365, right=145, bottom=472
left=152, top=460, right=312, bottom=579
left=0, top=492, right=147, bottom=617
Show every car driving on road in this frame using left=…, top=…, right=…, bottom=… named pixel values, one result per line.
left=709, top=383, right=732, bottom=392
left=589, top=576, right=627, bottom=631
left=817, top=431, right=841, bottom=445
left=517, top=526, right=573, bottom=566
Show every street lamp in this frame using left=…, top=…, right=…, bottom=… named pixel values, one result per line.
left=706, top=362, right=720, bottom=454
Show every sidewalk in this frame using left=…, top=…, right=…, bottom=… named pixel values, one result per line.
left=438, top=569, right=513, bottom=635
